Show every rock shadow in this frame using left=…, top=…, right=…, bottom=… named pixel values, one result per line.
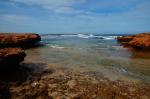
left=23, top=42, right=45, bottom=49
left=0, top=62, right=52, bottom=99
left=129, top=49, right=150, bottom=59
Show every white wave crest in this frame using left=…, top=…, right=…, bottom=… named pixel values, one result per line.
left=102, top=36, right=117, bottom=40
left=77, top=34, right=117, bottom=40
left=77, top=34, right=94, bottom=38
left=50, top=45, right=65, bottom=49
left=61, top=34, right=77, bottom=37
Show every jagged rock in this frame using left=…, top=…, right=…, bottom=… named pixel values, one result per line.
left=0, top=33, right=41, bottom=48
left=117, top=33, right=150, bottom=49
left=0, top=48, right=26, bottom=67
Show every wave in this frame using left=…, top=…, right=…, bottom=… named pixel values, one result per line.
left=102, top=36, right=118, bottom=40
left=50, top=45, right=65, bottom=49
left=41, top=34, right=118, bottom=40
left=61, top=34, right=77, bottom=37
left=77, top=34, right=117, bottom=40
left=77, top=34, right=92, bottom=38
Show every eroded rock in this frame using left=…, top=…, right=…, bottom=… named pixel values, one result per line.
left=0, top=33, right=41, bottom=48
left=117, top=33, right=150, bottom=49
left=0, top=48, right=26, bottom=67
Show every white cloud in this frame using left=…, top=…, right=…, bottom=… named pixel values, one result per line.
left=11, top=0, right=86, bottom=14
left=0, top=14, right=31, bottom=22
left=11, top=0, right=85, bottom=6
left=1, top=0, right=150, bottom=33
left=54, top=7, right=82, bottom=14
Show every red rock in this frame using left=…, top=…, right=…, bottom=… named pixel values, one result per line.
left=117, top=33, right=150, bottom=49
left=0, top=33, right=41, bottom=48
left=0, top=48, right=26, bottom=67
left=117, top=36, right=133, bottom=42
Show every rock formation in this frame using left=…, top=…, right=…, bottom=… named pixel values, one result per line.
left=0, top=48, right=26, bottom=67
left=0, top=33, right=41, bottom=68
left=0, top=33, right=41, bottom=48
left=117, top=33, right=150, bottom=49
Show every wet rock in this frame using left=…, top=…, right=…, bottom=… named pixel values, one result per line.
left=0, top=48, right=26, bottom=67
left=0, top=33, right=41, bottom=48
left=117, top=33, right=150, bottom=49
left=117, top=36, right=133, bottom=42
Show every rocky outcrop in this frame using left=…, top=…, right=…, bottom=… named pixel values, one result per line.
left=117, top=33, right=150, bottom=49
left=0, top=33, right=41, bottom=48
left=0, top=48, right=26, bottom=67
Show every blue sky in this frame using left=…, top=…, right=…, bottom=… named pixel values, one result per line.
left=0, top=0, right=150, bottom=34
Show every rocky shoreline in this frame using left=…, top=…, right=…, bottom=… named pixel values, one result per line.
left=117, top=33, right=150, bottom=49
left=0, top=33, right=150, bottom=99
left=0, top=33, right=42, bottom=98
left=0, top=33, right=41, bottom=68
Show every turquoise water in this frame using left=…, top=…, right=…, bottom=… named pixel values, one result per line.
left=25, top=34, right=150, bottom=83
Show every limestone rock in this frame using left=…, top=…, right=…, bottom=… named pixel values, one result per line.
left=117, top=33, right=150, bottom=49
left=0, top=48, right=26, bottom=67
left=0, top=33, right=41, bottom=48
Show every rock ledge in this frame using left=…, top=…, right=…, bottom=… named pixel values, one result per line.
left=0, top=48, right=26, bottom=67
left=117, top=33, right=150, bottom=49
left=0, top=33, right=41, bottom=48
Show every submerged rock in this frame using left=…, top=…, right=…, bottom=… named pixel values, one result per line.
left=0, top=33, right=41, bottom=48
left=8, top=68, right=150, bottom=99
left=0, top=48, right=26, bottom=67
left=117, top=33, right=150, bottom=49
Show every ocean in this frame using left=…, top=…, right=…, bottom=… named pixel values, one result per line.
left=25, top=33, right=150, bottom=83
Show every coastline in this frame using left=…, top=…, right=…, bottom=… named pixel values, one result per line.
left=0, top=33, right=150, bottom=99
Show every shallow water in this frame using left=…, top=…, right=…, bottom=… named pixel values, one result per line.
left=25, top=34, right=150, bottom=83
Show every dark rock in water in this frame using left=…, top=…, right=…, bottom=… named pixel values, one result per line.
left=0, top=48, right=26, bottom=68
left=117, top=33, right=150, bottom=49
left=0, top=33, right=41, bottom=48
left=93, top=37, right=104, bottom=39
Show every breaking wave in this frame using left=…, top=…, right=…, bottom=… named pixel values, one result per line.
left=50, top=45, right=65, bottom=49
left=41, top=33, right=118, bottom=40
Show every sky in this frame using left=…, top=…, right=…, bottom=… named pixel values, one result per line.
left=0, top=0, right=150, bottom=34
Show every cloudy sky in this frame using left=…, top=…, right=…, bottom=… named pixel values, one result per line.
left=0, top=0, right=150, bottom=34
